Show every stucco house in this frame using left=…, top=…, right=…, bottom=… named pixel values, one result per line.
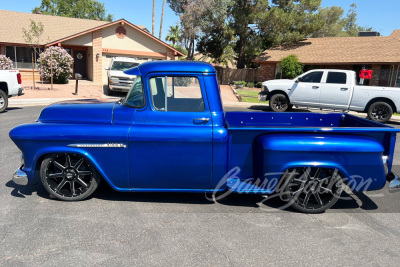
left=0, top=10, right=184, bottom=84
left=254, top=30, right=400, bottom=87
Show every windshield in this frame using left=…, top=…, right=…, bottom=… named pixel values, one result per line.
left=125, top=76, right=145, bottom=108
left=111, top=61, right=139, bottom=71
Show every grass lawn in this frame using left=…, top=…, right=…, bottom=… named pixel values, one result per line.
left=236, top=89, right=268, bottom=104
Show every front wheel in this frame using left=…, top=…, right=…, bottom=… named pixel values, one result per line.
left=40, top=153, right=101, bottom=201
left=368, top=101, right=392, bottom=123
left=0, top=90, right=8, bottom=113
left=280, top=167, right=343, bottom=213
left=269, top=94, right=289, bottom=112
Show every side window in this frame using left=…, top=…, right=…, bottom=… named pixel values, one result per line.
left=300, top=71, right=323, bottom=83
left=326, top=72, right=347, bottom=84
left=149, top=76, right=205, bottom=112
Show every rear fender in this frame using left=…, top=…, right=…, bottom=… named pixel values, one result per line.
left=253, top=134, right=386, bottom=192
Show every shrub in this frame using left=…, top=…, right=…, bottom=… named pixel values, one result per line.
left=280, top=54, right=303, bottom=79
left=234, top=81, right=246, bottom=85
left=0, top=55, right=13, bottom=70
left=37, top=47, right=73, bottom=84
left=246, top=82, right=254, bottom=88
left=256, top=82, right=262, bottom=88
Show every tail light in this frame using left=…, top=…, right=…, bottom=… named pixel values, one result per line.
left=17, top=73, right=22, bottom=84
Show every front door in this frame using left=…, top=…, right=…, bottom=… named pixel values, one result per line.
left=289, top=71, right=323, bottom=106
left=129, top=74, right=213, bottom=189
left=73, top=50, right=87, bottom=78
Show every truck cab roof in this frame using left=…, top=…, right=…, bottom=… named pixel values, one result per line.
left=124, top=61, right=216, bottom=77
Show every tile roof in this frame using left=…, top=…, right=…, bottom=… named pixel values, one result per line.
left=0, top=10, right=108, bottom=45
left=254, top=30, right=400, bottom=64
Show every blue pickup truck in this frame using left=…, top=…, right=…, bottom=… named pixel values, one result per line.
left=10, top=61, right=400, bottom=213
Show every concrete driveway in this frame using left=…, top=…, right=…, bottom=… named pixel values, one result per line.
left=1, top=105, right=400, bottom=266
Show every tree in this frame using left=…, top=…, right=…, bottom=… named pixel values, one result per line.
left=259, top=0, right=324, bottom=46
left=167, top=0, right=228, bottom=60
left=280, top=54, right=303, bottom=78
left=228, top=0, right=269, bottom=68
left=32, top=0, right=113, bottom=21
left=22, top=19, right=44, bottom=88
left=159, top=0, right=166, bottom=39
left=37, top=47, right=73, bottom=84
left=165, top=25, right=181, bottom=46
left=311, top=6, right=346, bottom=38
left=152, top=0, right=156, bottom=35
left=343, top=3, right=373, bottom=36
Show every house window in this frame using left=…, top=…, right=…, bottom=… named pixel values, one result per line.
left=395, top=66, right=400, bottom=88
left=5, top=46, right=40, bottom=69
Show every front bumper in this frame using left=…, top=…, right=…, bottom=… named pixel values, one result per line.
left=387, top=173, right=400, bottom=193
left=13, top=166, right=28, bottom=185
left=109, top=84, right=131, bottom=93
left=258, top=91, right=268, bottom=102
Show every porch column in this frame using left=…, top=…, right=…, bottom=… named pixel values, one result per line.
left=92, top=29, right=103, bottom=83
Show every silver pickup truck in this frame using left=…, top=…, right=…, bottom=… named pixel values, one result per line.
left=259, top=69, right=400, bottom=123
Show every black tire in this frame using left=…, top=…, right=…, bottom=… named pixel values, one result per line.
left=269, top=93, right=289, bottom=112
left=0, top=90, right=8, bottom=113
left=368, top=101, right=393, bottom=123
left=280, top=167, right=343, bottom=214
left=287, top=104, right=293, bottom=111
left=40, top=153, right=101, bottom=201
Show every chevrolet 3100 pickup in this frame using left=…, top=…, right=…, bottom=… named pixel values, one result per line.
left=10, top=61, right=400, bottom=213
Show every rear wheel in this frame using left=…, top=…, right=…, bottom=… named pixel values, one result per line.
left=40, top=153, right=101, bottom=201
left=281, top=167, right=343, bottom=213
left=0, top=90, right=8, bottom=113
left=270, top=93, right=289, bottom=112
left=368, top=101, right=392, bottom=123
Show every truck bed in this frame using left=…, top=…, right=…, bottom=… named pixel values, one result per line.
left=225, top=112, right=400, bottom=183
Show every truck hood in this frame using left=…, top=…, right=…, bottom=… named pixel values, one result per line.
left=262, top=79, right=294, bottom=86
left=37, top=99, right=116, bottom=124
left=109, top=70, right=136, bottom=79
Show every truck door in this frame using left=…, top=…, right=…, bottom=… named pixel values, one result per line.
left=289, top=71, right=323, bottom=106
left=129, top=74, right=213, bottom=189
left=319, top=71, right=351, bottom=109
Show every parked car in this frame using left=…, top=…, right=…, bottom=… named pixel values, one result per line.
left=0, top=69, right=23, bottom=112
left=10, top=61, right=400, bottom=213
left=259, top=69, right=400, bottom=123
left=105, top=57, right=139, bottom=94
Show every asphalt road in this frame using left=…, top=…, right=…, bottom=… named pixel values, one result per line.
left=1, top=105, right=400, bottom=266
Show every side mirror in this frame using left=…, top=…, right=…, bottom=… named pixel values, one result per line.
left=105, top=66, right=109, bottom=70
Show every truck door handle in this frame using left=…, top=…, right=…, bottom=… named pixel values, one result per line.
left=193, top=118, right=210, bottom=123
left=341, top=88, right=349, bottom=91
left=312, top=86, right=319, bottom=89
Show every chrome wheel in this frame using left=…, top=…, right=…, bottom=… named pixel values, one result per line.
left=41, top=154, right=100, bottom=200
left=282, top=167, right=343, bottom=213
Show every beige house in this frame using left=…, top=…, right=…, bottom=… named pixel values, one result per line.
left=0, top=10, right=184, bottom=84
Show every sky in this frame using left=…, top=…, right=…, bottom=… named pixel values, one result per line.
left=1, top=0, right=399, bottom=41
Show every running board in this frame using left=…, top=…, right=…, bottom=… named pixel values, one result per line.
left=227, top=178, right=273, bottom=194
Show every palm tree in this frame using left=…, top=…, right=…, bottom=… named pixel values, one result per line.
left=165, top=25, right=181, bottom=46
left=152, top=0, right=155, bottom=35
left=159, top=0, right=166, bottom=39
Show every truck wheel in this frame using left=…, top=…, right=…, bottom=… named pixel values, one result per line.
left=0, top=90, right=8, bottom=113
left=270, top=94, right=289, bottom=112
left=280, top=167, right=343, bottom=213
left=40, top=153, right=101, bottom=201
left=368, top=102, right=392, bottom=123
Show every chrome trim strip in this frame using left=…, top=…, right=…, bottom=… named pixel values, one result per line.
left=67, top=143, right=127, bottom=148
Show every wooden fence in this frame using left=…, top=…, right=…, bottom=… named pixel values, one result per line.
left=214, top=66, right=259, bottom=85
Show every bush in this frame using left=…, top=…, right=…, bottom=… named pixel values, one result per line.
left=256, top=82, right=262, bottom=88
left=280, top=54, right=303, bottom=79
left=0, top=55, right=13, bottom=70
left=246, top=82, right=254, bottom=88
left=37, top=47, right=73, bottom=84
left=234, top=81, right=246, bottom=85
